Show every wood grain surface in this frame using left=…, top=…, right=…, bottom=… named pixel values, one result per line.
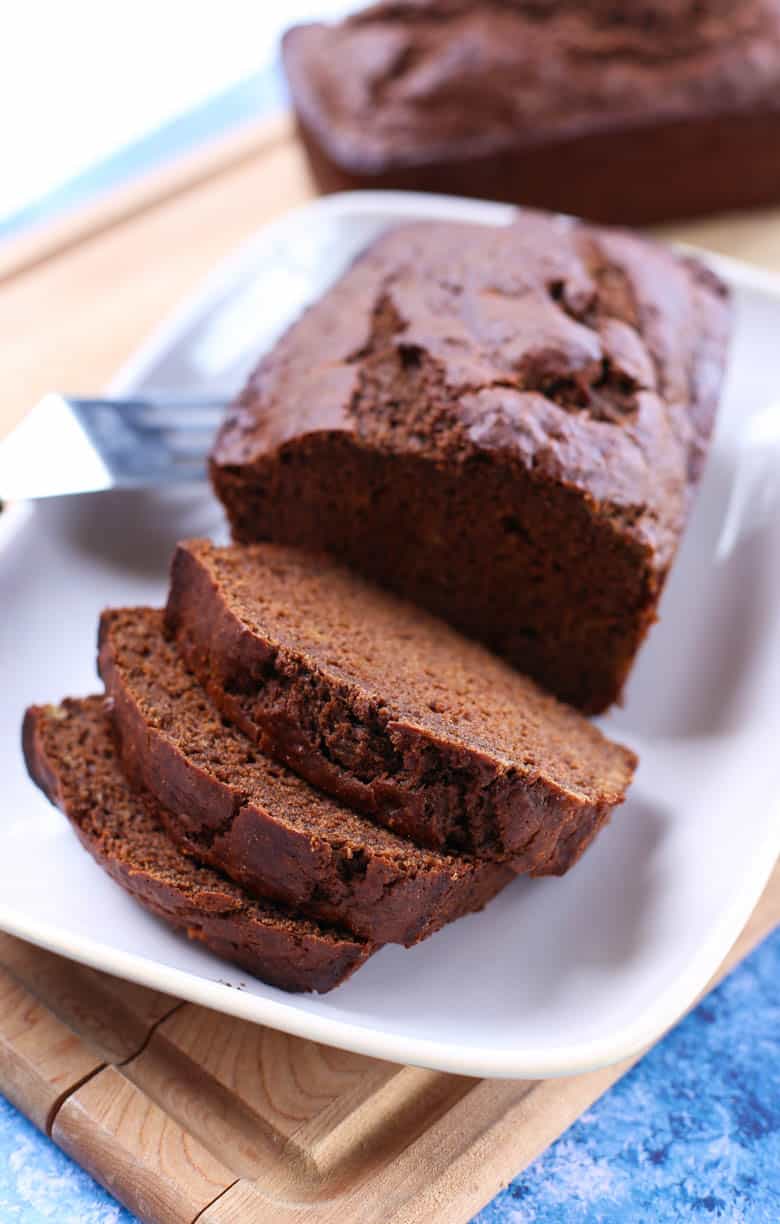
left=1, top=115, right=779, bottom=1224
left=0, top=932, right=177, bottom=1063
left=53, top=1067, right=237, bottom=1224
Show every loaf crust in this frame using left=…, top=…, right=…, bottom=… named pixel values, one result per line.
left=211, top=217, right=731, bottom=711
left=283, top=1, right=780, bottom=223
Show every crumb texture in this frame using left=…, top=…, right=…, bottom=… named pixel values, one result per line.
left=22, top=698, right=370, bottom=993
left=98, top=607, right=514, bottom=945
left=166, top=540, right=636, bottom=862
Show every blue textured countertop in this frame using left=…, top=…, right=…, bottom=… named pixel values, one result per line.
left=3, top=50, right=779, bottom=1224
left=0, top=927, right=777, bottom=1222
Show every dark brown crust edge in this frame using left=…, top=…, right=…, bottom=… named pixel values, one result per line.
left=165, top=542, right=635, bottom=870
left=22, top=703, right=370, bottom=994
left=97, top=609, right=514, bottom=947
left=284, top=27, right=780, bottom=226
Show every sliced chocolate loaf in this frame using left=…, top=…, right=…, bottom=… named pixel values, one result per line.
left=98, top=608, right=514, bottom=945
left=23, top=698, right=370, bottom=993
left=166, top=540, right=637, bottom=866
left=210, top=216, right=731, bottom=711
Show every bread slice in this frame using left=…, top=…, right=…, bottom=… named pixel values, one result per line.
left=98, top=608, right=514, bottom=946
left=22, top=698, right=370, bottom=993
left=166, top=539, right=637, bottom=866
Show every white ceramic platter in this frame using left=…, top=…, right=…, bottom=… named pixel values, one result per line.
left=1, top=192, right=779, bottom=1079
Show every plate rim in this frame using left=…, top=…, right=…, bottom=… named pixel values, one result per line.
left=0, top=830, right=775, bottom=1079
left=4, top=189, right=779, bottom=1079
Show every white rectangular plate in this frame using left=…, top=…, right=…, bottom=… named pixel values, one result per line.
left=1, top=192, right=779, bottom=1079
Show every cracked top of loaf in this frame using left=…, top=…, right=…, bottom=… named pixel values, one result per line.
left=212, top=215, right=731, bottom=571
left=282, top=0, right=780, bottom=171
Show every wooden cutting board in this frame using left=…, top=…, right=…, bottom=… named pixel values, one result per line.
left=0, top=876, right=776, bottom=1224
left=1, top=112, right=779, bottom=1224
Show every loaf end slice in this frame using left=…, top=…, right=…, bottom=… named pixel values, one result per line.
left=22, top=698, right=371, bottom=993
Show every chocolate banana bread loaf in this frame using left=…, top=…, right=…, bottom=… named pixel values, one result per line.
left=283, top=0, right=780, bottom=224
left=98, top=607, right=515, bottom=945
left=23, top=698, right=370, bottom=993
left=210, top=216, right=731, bottom=712
left=165, top=540, right=636, bottom=864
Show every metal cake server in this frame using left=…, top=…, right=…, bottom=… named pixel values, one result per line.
left=0, top=394, right=227, bottom=501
